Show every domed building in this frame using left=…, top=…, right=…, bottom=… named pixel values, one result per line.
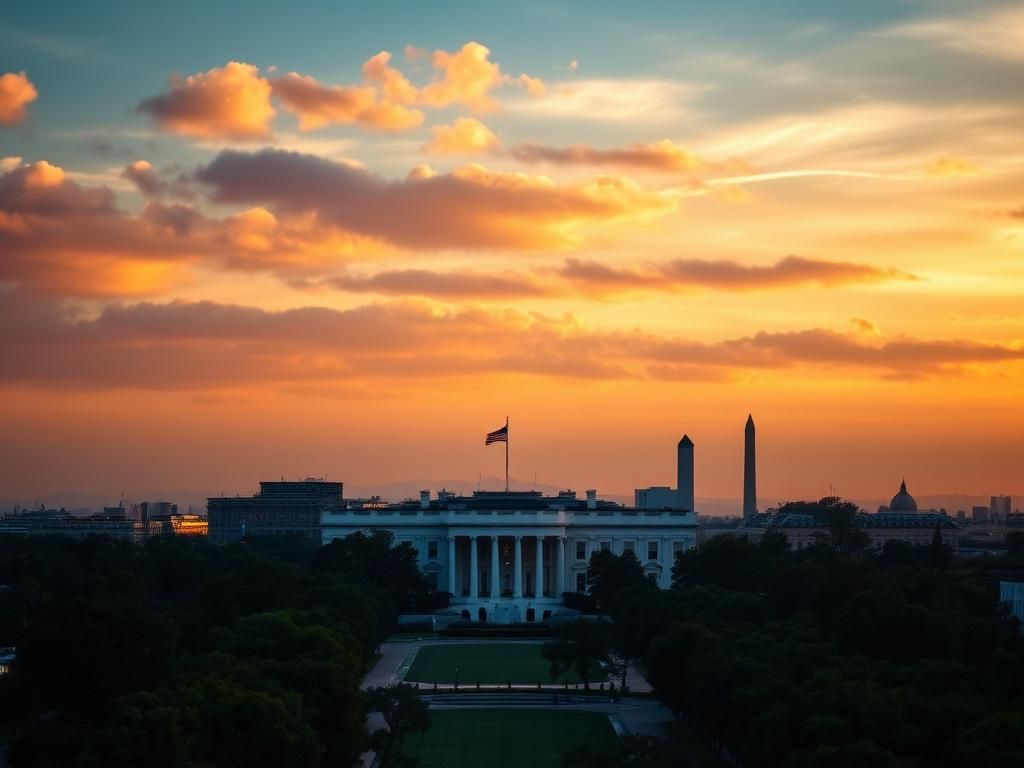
left=887, top=479, right=918, bottom=512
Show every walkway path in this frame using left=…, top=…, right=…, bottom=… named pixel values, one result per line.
left=359, top=637, right=665, bottom=766
left=362, top=637, right=653, bottom=693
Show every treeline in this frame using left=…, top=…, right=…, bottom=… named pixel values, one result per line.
left=588, top=501, right=1024, bottom=768
left=0, top=530, right=424, bottom=767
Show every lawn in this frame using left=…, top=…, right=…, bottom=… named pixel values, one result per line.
left=403, top=709, right=618, bottom=768
left=404, top=643, right=606, bottom=685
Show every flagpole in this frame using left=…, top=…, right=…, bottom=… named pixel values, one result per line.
left=504, top=417, right=509, bottom=492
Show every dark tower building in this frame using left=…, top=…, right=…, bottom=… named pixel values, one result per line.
left=677, top=435, right=694, bottom=513
left=743, top=414, right=757, bottom=518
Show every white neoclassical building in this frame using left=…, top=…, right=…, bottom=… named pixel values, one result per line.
left=321, top=488, right=697, bottom=623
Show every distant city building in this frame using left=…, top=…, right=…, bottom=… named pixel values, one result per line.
left=0, top=646, right=14, bottom=677
left=991, top=495, right=1012, bottom=524
left=634, top=487, right=679, bottom=510
left=1000, top=581, right=1024, bottom=627
left=972, top=505, right=990, bottom=522
left=207, top=479, right=342, bottom=544
left=133, top=501, right=178, bottom=521
left=878, top=479, right=918, bottom=513
left=0, top=502, right=202, bottom=542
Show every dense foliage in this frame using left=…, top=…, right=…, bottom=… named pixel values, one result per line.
left=596, top=500, right=1024, bottom=768
left=0, top=533, right=407, bottom=767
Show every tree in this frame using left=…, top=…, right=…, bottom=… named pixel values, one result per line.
left=365, top=684, right=431, bottom=768
left=542, top=619, right=610, bottom=691
left=586, top=549, right=647, bottom=613
left=313, top=531, right=425, bottom=609
left=772, top=497, right=870, bottom=555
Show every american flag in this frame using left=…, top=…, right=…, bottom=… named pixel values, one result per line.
left=485, top=424, right=508, bottom=445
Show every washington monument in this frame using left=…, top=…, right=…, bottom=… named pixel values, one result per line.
left=743, top=414, right=757, bottom=518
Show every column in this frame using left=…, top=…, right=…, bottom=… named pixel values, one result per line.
left=490, top=535, right=500, bottom=598
left=513, top=536, right=523, bottom=598
left=469, top=536, right=479, bottom=599
left=447, top=535, right=457, bottom=595
left=556, top=537, right=566, bottom=596
left=535, top=535, right=545, bottom=597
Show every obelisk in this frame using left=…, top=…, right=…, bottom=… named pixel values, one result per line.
left=677, top=435, right=694, bottom=513
left=743, top=415, right=757, bottom=518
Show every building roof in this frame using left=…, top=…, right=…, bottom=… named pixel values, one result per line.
left=888, top=479, right=918, bottom=512
left=744, top=510, right=959, bottom=530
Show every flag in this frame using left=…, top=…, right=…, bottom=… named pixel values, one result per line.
left=485, top=424, right=508, bottom=445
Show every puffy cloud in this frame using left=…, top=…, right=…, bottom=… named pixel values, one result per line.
left=196, top=148, right=676, bottom=250
left=426, top=117, right=499, bottom=154
left=121, top=160, right=162, bottom=196
left=137, top=62, right=275, bottom=140
left=270, top=72, right=424, bottom=132
left=0, top=72, right=38, bottom=124
left=361, top=51, right=418, bottom=104
left=507, top=139, right=706, bottom=172
left=417, top=42, right=507, bottom=111
left=2, top=293, right=1020, bottom=391
left=0, top=159, right=362, bottom=296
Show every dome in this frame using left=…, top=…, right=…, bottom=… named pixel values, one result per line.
left=889, top=479, right=918, bottom=512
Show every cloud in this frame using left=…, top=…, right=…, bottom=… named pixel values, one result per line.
left=121, top=160, right=162, bottom=196
left=559, top=255, right=919, bottom=293
left=137, top=62, right=275, bottom=140
left=416, top=41, right=530, bottom=111
left=506, top=79, right=705, bottom=124
left=195, top=148, right=676, bottom=250
left=0, top=71, right=38, bottom=124
left=851, top=318, right=881, bottom=336
left=0, top=159, right=362, bottom=295
left=426, top=117, right=499, bottom=154
left=316, top=255, right=918, bottom=300
left=567, top=60, right=579, bottom=74
left=506, top=139, right=708, bottom=172
left=923, top=156, right=981, bottom=178
left=889, top=6, right=1024, bottom=63
left=270, top=72, right=424, bottom=132
left=361, top=51, right=419, bottom=104
left=325, top=269, right=556, bottom=298
left=1010, top=207, right=1024, bottom=220
left=2, top=292, right=1020, bottom=391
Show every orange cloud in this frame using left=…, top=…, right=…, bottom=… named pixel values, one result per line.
left=923, top=156, right=981, bottom=178
left=559, top=255, right=919, bottom=292
left=361, top=51, right=418, bottom=104
left=507, top=139, right=709, bottom=172
left=320, top=256, right=919, bottom=300
left=0, top=159, right=364, bottom=296
left=426, top=117, right=499, bottom=154
left=137, top=62, right=275, bottom=140
left=0, top=72, right=38, bottom=125
left=3, top=295, right=1020, bottom=391
left=418, top=42, right=507, bottom=111
left=196, top=149, right=676, bottom=250
left=270, top=72, right=424, bottom=132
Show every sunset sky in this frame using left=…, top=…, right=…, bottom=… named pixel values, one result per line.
left=1, top=1, right=1022, bottom=507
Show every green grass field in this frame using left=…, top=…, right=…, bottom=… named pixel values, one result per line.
left=403, top=709, right=618, bottom=768
left=404, top=643, right=606, bottom=685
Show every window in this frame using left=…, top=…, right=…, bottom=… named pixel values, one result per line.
left=623, top=541, right=635, bottom=553
left=673, top=541, right=685, bottom=557
left=647, top=572, right=658, bottom=584
left=576, top=573, right=587, bottom=592
left=427, top=572, right=439, bottom=591
left=600, top=541, right=610, bottom=552
left=575, top=541, right=586, bottom=561
left=648, top=541, right=659, bottom=561
left=401, top=540, right=412, bottom=549
left=427, top=540, right=438, bottom=559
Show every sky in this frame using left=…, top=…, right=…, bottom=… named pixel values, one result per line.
left=1, top=0, right=1023, bottom=507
